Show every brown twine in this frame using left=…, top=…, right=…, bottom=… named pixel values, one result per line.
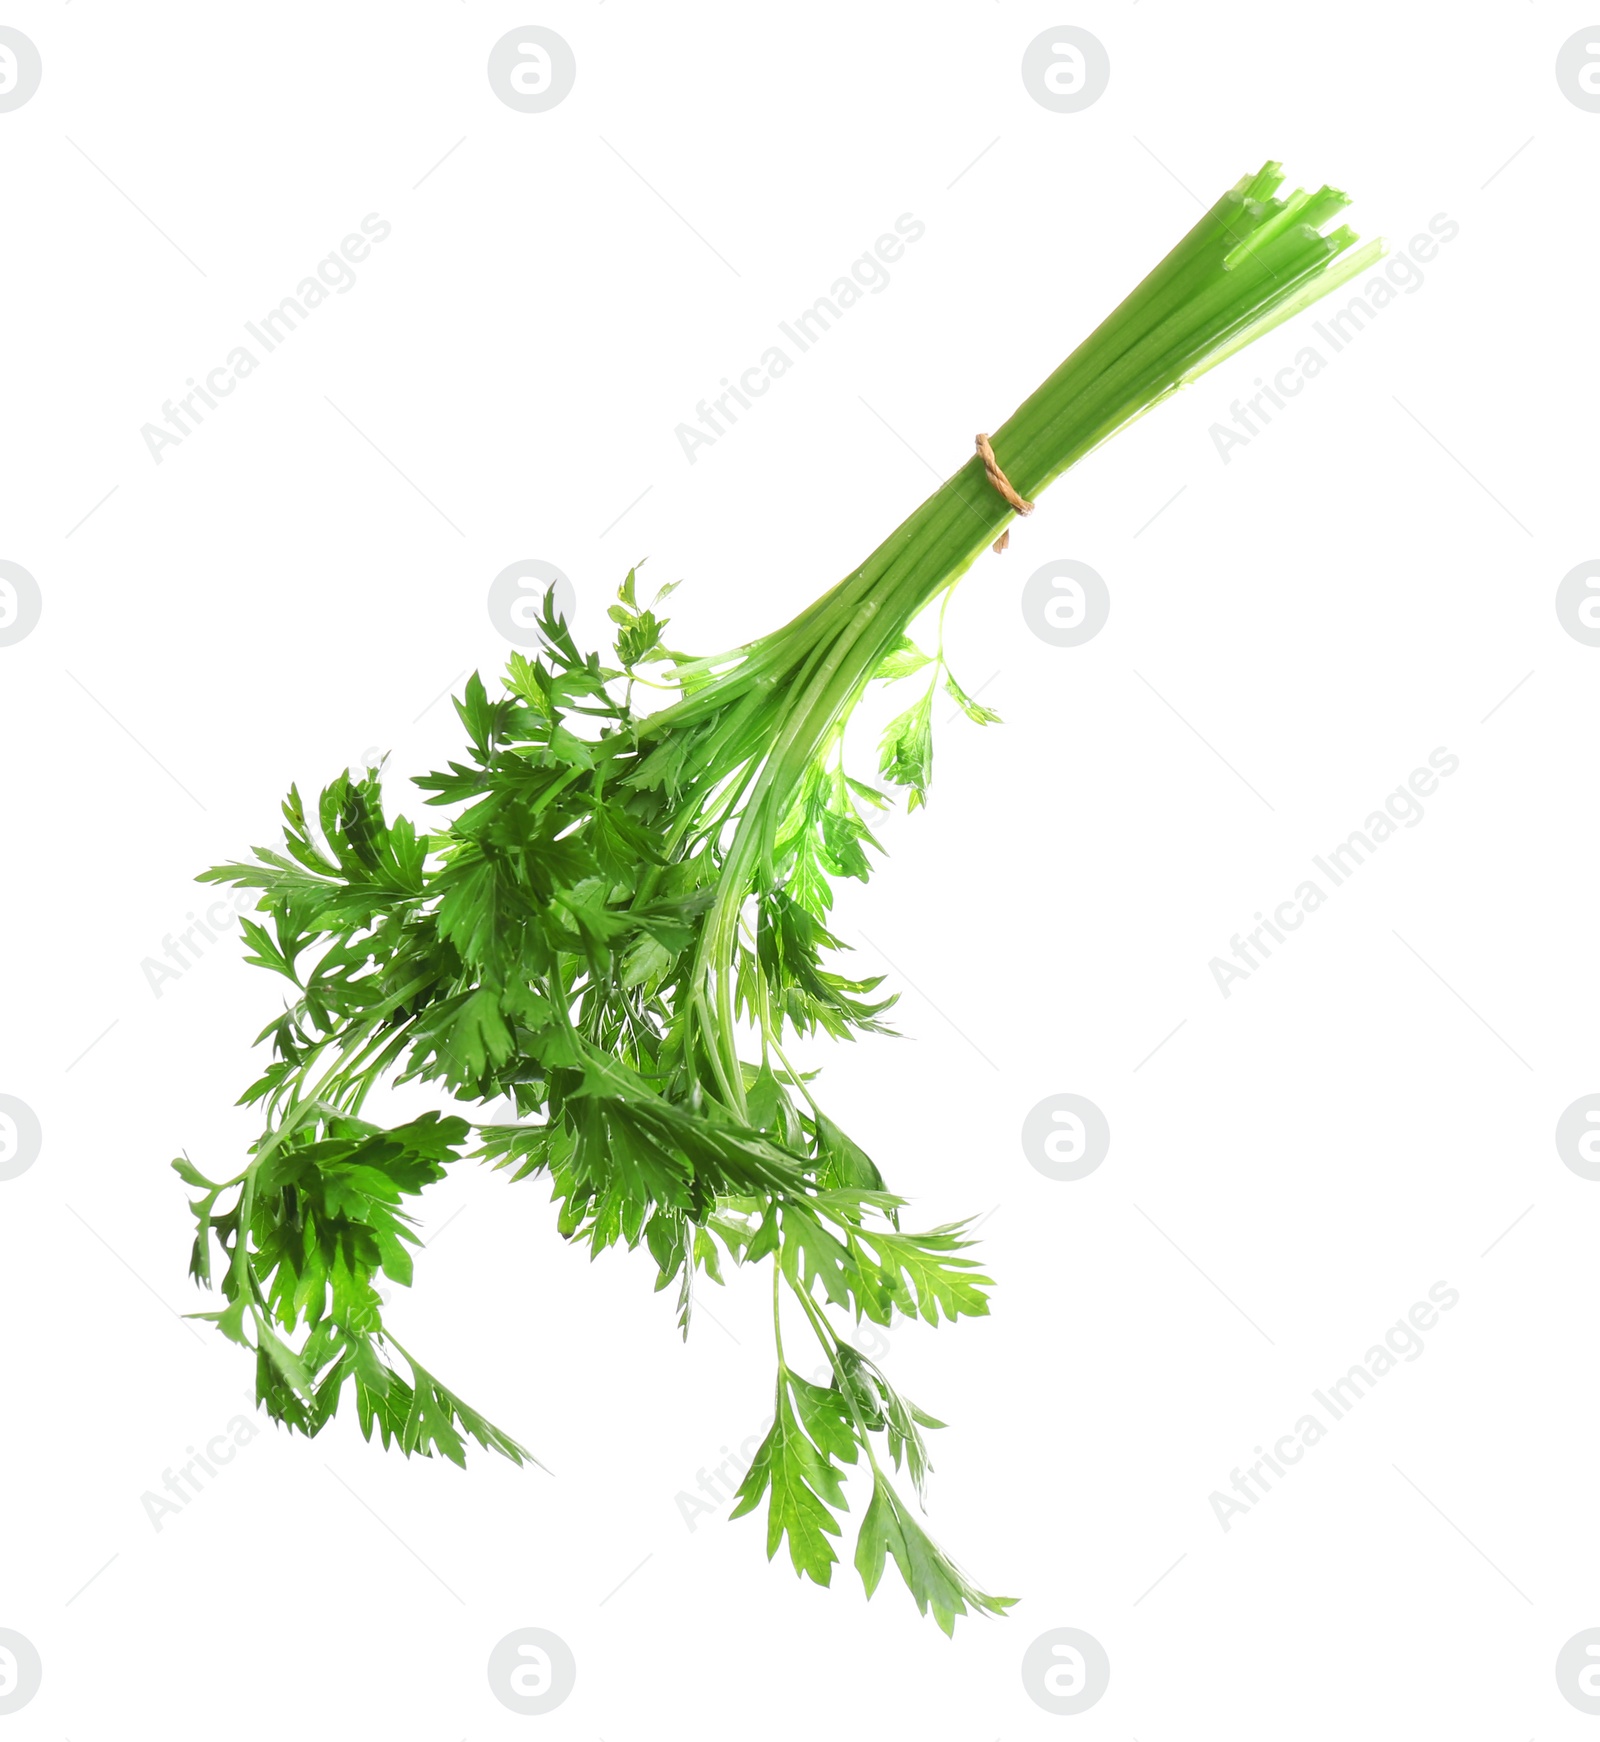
left=975, top=433, right=1032, bottom=554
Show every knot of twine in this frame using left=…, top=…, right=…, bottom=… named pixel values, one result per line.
left=975, top=433, right=1033, bottom=554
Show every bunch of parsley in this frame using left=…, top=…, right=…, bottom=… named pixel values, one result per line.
left=179, top=165, right=1376, bottom=1630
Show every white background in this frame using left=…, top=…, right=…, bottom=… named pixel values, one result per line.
left=1, top=2, right=1596, bottom=1735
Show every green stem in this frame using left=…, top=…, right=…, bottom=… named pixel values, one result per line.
left=639, top=169, right=1376, bottom=1129
left=787, top=1274, right=886, bottom=1480
left=771, top=1258, right=786, bottom=1367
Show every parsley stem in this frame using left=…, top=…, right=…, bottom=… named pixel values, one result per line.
left=771, top=1257, right=785, bottom=1368
left=788, top=1276, right=886, bottom=1481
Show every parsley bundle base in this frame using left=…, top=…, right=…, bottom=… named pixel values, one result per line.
left=180, top=164, right=1374, bottom=1632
